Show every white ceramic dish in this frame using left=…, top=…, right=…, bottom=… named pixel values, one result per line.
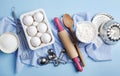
left=76, top=21, right=97, bottom=43
left=0, top=32, right=19, bottom=54
left=91, top=13, right=114, bottom=32
left=20, top=9, right=55, bottom=50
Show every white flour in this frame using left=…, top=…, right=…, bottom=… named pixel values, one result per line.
left=76, top=21, right=97, bottom=43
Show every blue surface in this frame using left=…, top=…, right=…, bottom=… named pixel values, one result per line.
left=0, top=0, right=120, bottom=76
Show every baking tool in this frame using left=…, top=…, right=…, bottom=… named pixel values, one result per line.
left=63, top=14, right=85, bottom=67
left=58, top=49, right=66, bottom=60
left=11, top=7, right=21, bottom=34
left=37, top=49, right=67, bottom=66
left=47, top=49, right=57, bottom=60
left=53, top=58, right=67, bottom=66
left=37, top=57, right=49, bottom=65
left=76, top=21, right=97, bottom=43
left=52, top=49, right=67, bottom=66
left=37, top=49, right=56, bottom=65
left=91, top=13, right=114, bottom=34
left=99, top=20, right=120, bottom=45
left=0, top=32, right=19, bottom=53
left=11, top=7, right=31, bottom=60
left=54, top=17, right=83, bottom=72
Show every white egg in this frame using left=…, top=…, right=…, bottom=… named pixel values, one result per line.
left=30, top=37, right=41, bottom=47
left=27, top=26, right=37, bottom=36
left=33, top=12, right=44, bottom=22
left=33, top=22, right=38, bottom=26
left=36, top=32, right=42, bottom=37
left=41, top=33, right=51, bottom=43
left=23, top=15, right=33, bottom=26
left=37, top=23, right=48, bottom=33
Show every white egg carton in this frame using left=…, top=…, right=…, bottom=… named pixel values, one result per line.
left=20, top=9, right=55, bottom=50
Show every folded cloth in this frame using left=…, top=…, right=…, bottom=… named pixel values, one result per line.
left=0, top=17, right=16, bottom=34
left=73, top=12, right=112, bottom=61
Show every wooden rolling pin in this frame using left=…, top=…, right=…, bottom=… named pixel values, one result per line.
left=54, top=17, right=83, bottom=72
left=63, top=14, right=85, bottom=67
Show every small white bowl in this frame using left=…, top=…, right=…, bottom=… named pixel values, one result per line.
left=76, top=21, right=97, bottom=43
left=0, top=32, right=19, bottom=54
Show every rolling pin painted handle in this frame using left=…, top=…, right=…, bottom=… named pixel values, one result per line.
left=54, top=17, right=83, bottom=72
left=54, top=17, right=64, bottom=31
left=73, top=57, right=83, bottom=72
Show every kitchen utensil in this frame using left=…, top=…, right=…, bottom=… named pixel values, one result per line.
left=11, top=7, right=31, bottom=60
left=54, top=17, right=83, bottom=72
left=91, top=13, right=114, bottom=34
left=0, top=32, right=19, bottom=53
left=63, top=14, right=85, bottom=67
left=37, top=49, right=67, bottom=66
left=58, top=49, right=66, bottom=60
left=37, top=57, right=49, bottom=65
left=52, top=49, right=67, bottom=66
left=99, top=20, right=120, bottom=45
left=47, top=49, right=57, bottom=60
left=53, top=58, right=67, bottom=66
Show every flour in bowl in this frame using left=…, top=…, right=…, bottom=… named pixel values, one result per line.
left=76, top=21, right=97, bottom=43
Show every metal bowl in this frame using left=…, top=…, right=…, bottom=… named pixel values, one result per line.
left=99, top=20, right=120, bottom=45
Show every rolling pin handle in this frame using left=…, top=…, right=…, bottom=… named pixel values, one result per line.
left=73, top=57, right=83, bottom=72
left=54, top=17, right=64, bottom=31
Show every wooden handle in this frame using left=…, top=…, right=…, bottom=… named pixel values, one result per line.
left=58, top=30, right=78, bottom=59
left=69, top=28, right=77, bottom=43
left=69, top=28, right=85, bottom=67
left=75, top=44, right=85, bottom=67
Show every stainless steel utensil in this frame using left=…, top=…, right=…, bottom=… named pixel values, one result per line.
left=99, top=20, right=120, bottom=45
left=11, top=7, right=31, bottom=60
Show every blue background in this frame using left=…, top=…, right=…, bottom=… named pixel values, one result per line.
left=0, top=0, right=120, bottom=76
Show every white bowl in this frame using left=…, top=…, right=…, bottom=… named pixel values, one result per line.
left=76, top=21, right=97, bottom=43
left=0, top=32, right=19, bottom=54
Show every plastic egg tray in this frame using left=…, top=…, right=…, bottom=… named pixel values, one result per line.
left=20, top=9, right=55, bottom=50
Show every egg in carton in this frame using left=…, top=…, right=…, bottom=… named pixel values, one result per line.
left=20, top=9, right=55, bottom=50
